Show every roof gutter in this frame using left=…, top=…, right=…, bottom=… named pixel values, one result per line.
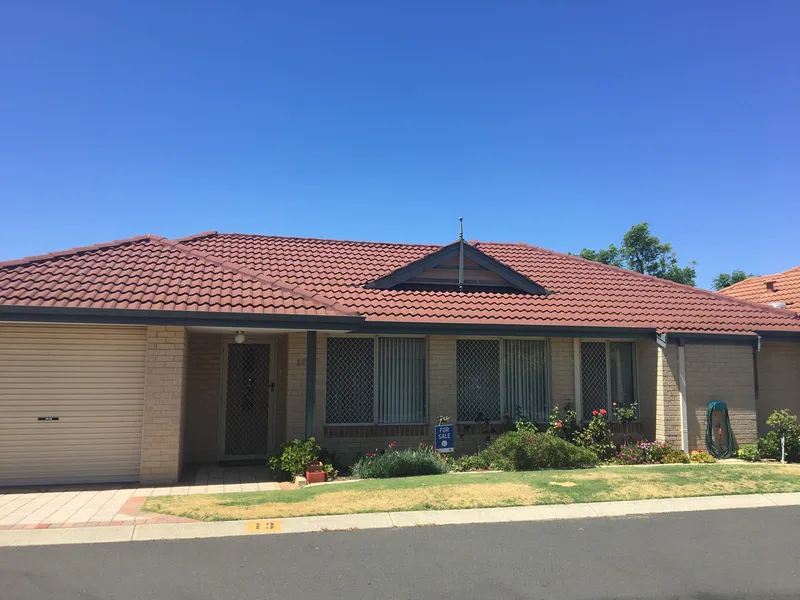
left=0, top=306, right=366, bottom=331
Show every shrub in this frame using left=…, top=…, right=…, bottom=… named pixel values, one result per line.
left=690, top=450, right=716, bottom=464
left=614, top=443, right=648, bottom=465
left=662, top=448, right=690, bottom=464
left=481, top=430, right=598, bottom=471
left=450, top=452, right=491, bottom=472
left=574, top=410, right=615, bottom=460
left=350, top=442, right=449, bottom=479
left=547, top=403, right=580, bottom=442
left=757, top=430, right=800, bottom=462
left=736, top=444, right=762, bottom=462
left=268, top=438, right=338, bottom=481
left=612, top=440, right=673, bottom=465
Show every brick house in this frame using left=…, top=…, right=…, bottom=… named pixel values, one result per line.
left=1, top=231, right=799, bottom=486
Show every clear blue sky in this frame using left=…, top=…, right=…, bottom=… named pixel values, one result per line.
left=1, top=1, right=798, bottom=289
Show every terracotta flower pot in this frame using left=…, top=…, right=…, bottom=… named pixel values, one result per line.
left=306, top=461, right=325, bottom=484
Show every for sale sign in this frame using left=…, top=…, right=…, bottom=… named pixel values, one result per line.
left=435, top=424, right=455, bottom=453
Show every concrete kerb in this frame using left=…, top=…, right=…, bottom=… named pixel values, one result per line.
left=0, top=492, right=794, bottom=548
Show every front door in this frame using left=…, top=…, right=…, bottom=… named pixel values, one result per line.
left=221, top=342, right=272, bottom=459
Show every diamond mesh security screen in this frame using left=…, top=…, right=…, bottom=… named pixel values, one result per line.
left=610, top=342, right=637, bottom=417
left=326, top=337, right=374, bottom=424
left=457, top=339, right=501, bottom=422
left=580, top=341, right=608, bottom=421
left=504, top=339, right=548, bottom=423
left=224, top=344, right=270, bottom=456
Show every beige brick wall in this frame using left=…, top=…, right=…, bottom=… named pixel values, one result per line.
left=655, top=344, right=682, bottom=447
left=286, top=332, right=308, bottom=441
left=636, top=339, right=658, bottom=442
left=756, top=341, right=800, bottom=436
left=273, top=334, right=289, bottom=446
left=549, top=338, right=574, bottom=410
left=184, top=333, right=221, bottom=463
left=685, top=344, right=757, bottom=450
left=140, top=326, right=188, bottom=484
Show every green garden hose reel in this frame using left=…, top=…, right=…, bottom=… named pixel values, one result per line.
left=706, top=401, right=735, bottom=459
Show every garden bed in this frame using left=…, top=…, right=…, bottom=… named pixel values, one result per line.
left=143, top=463, right=800, bottom=521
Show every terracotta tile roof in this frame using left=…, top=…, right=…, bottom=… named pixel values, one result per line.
left=0, top=235, right=354, bottom=316
left=178, top=232, right=800, bottom=335
left=1, top=230, right=798, bottom=335
left=719, top=266, right=800, bottom=313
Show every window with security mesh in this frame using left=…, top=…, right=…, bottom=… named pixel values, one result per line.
left=503, top=339, right=549, bottom=423
left=325, top=337, right=374, bottom=424
left=325, top=337, right=427, bottom=425
left=457, top=339, right=549, bottom=423
left=580, top=341, right=637, bottom=421
left=457, top=340, right=501, bottom=422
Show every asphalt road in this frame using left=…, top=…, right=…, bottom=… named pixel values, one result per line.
left=2, top=506, right=799, bottom=600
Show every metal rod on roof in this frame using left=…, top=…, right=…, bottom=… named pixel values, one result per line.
left=458, top=217, right=464, bottom=292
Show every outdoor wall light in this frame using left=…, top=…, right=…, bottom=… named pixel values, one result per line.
left=234, top=331, right=246, bottom=344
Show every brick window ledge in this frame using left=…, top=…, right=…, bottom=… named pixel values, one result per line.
left=324, top=425, right=430, bottom=438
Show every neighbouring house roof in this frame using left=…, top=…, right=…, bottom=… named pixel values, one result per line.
left=719, top=266, right=800, bottom=313
left=1, top=230, right=799, bottom=337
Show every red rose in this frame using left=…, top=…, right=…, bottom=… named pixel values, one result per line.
left=592, top=410, right=599, bottom=417
left=599, top=409, right=608, bottom=416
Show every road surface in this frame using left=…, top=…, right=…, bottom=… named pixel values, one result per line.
left=1, top=506, right=799, bottom=599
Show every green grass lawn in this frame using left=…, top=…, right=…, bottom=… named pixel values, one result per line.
left=144, top=463, right=800, bottom=521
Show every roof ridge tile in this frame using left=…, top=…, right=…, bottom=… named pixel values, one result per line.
left=0, top=234, right=157, bottom=270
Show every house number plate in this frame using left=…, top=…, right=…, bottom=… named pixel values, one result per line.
left=245, top=520, right=282, bottom=533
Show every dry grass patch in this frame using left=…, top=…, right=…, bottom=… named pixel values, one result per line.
left=147, top=483, right=558, bottom=520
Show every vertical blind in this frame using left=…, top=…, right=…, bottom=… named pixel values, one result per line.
left=456, top=339, right=549, bottom=423
left=376, top=337, right=427, bottom=424
left=503, top=339, right=549, bottom=423
left=326, top=337, right=426, bottom=425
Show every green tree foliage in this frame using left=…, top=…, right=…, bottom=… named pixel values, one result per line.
left=711, top=269, right=754, bottom=291
left=579, top=222, right=697, bottom=285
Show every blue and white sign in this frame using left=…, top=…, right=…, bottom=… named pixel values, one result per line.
left=435, top=424, right=455, bottom=453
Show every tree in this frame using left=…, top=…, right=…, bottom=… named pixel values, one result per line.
left=579, top=222, right=697, bottom=286
left=712, top=269, right=754, bottom=291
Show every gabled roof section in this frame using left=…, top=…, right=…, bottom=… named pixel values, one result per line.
left=0, top=234, right=357, bottom=316
left=364, top=240, right=550, bottom=295
left=719, top=265, right=800, bottom=312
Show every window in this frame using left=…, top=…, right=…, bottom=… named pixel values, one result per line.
left=325, top=337, right=426, bottom=425
left=456, top=339, right=549, bottom=423
left=579, top=341, right=637, bottom=422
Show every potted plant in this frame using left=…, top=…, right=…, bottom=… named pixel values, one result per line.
left=305, top=460, right=326, bottom=484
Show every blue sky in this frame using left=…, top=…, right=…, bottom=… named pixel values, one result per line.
left=1, top=1, right=798, bottom=289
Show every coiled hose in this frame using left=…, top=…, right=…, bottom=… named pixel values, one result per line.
left=706, top=401, right=735, bottom=459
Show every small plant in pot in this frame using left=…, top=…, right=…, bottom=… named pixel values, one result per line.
left=305, top=460, right=326, bottom=484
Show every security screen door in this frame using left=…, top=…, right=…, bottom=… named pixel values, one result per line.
left=222, top=343, right=271, bottom=458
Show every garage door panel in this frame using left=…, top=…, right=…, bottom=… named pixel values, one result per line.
left=0, top=324, right=147, bottom=486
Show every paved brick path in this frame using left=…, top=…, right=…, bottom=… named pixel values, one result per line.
left=0, top=465, right=285, bottom=530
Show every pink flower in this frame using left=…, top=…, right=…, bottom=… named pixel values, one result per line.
left=592, top=410, right=599, bottom=417
left=599, top=409, right=608, bottom=417
left=556, top=421, right=564, bottom=429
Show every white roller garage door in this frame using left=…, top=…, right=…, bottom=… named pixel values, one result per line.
left=0, top=324, right=147, bottom=485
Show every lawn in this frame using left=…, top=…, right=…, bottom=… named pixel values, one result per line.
left=143, top=464, right=800, bottom=521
